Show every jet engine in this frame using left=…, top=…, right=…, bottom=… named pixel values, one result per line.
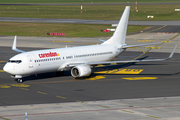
left=71, top=65, right=91, bottom=77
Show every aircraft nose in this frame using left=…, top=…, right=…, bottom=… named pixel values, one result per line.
left=3, top=64, right=10, bottom=73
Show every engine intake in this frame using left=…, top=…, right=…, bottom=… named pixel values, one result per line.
left=71, top=65, right=91, bottom=77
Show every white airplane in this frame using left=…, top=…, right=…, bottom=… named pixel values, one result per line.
left=3, top=6, right=177, bottom=83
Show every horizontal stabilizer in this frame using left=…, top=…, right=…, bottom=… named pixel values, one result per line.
left=122, top=42, right=161, bottom=49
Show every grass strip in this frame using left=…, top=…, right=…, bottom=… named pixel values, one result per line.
left=0, top=4, right=180, bottom=20
left=0, top=0, right=180, bottom=3
left=0, top=22, right=148, bottom=37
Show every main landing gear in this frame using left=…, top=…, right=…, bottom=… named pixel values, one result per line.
left=56, top=71, right=64, bottom=76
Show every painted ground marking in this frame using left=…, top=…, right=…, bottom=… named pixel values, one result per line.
left=0, top=117, right=10, bottom=120
left=137, top=40, right=156, bottom=42
left=10, top=84, right=30, bottom=88
left=150, top=25, right=167, bottom=32
left=121, top=109, right=134, bottom=113
left=144, top=47, right=161, bottom=49
left=0, top=85, right=11, bottom=88
left=20, top=88, right=29, bottom=91
left=96, top=65, right=105, bottom=67
left=0, top=61, right=7, bottom=62
left=122, top=77, right=158, bottom=80
left=98, top=105, right=110, bottom=108
left=56, top=96, right=67, bottom=99
left=95, top=69, right=143, bottom=74
left=161, top=40, right=171, bottom=43
left=146, top=115, right=160, bottom=119
left=37, top=91, right=47, bottom=95
left=85, top=76, right=106, bottom=80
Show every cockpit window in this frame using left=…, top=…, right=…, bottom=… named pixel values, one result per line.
left=8, top=60, right=22, bottom=63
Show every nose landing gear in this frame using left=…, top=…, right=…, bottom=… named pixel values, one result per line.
left=17, top=79, right=23, bottom=83
left=11, top=75, right=23, bottom=83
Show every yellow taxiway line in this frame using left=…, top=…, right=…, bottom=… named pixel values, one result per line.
left=95, top=69, right=143, bottom=74
left=122, top=77, right=158, bottom=80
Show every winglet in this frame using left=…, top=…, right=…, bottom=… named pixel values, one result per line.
left=99, top=39, right=105, bottom=43
left=12, top=36, right=17, bottom=50
left=167, top=45, right=177, bottom=60
left=12, top=36, right=26, bottom=53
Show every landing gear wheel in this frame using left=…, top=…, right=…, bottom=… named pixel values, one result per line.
left=17, top=79, right=23, bottom=83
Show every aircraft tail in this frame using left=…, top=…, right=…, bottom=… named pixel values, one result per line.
left=102, top=6, right=130, bottom=45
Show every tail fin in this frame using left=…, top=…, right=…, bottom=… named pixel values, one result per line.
left=103, top=6, right=130, bottom=45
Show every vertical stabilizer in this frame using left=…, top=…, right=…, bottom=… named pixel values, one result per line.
left=103, top=6, right=130, bottom=45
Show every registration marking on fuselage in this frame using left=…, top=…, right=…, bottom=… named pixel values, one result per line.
left=122, top=77, right=158, bottom=80
left=95, top=69, right=143, bottom=74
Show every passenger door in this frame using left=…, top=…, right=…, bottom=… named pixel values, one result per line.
left=27, top=55, right=33, bottom=68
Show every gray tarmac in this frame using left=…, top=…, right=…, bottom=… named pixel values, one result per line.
left=1, top=17, right=180, bottom=26
left=0, top=31, right=179, bottom=53
left=0, top=32, right=180, bottom=119
left=1, top=97, right=180, bottom=120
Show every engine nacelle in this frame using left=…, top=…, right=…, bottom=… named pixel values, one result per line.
left=71, top=65, right=91, bottom=78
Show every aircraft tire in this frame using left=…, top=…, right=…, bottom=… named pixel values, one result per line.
left=17, top=79, right=23, bottom=83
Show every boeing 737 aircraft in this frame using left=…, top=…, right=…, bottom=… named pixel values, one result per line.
left=3, top=6, right=177, bottom=83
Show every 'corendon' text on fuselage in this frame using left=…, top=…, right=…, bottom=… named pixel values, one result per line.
left=38, top=52, right=59, bottom=58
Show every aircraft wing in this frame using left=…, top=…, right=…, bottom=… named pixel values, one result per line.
left=12, top=36, right=26, bottom=53
left=122, top=42, right=161, bottom=48
left=67, top=45, right=177, bottom=67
